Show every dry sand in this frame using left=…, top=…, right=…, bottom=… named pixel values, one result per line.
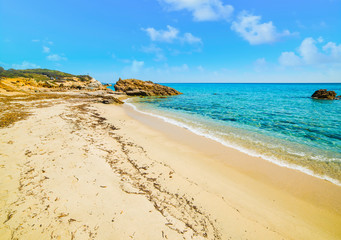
left=0, top=97, right=340, bottom=239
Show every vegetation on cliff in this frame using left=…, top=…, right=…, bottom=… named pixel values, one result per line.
left=0, top=67, right=104, bottom=92
left=0, top=67, right=91, bottom=82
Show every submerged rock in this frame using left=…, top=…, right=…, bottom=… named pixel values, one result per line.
left=114, top=78, right=182, bottom=96
left=311, top=89, right=337, bottom=100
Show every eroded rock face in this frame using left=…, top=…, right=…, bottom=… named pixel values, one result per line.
left=114, top=78, right=182, bottom=96
left=311, top=89, right=337, bottom=100
left=87, top=78, right=103, bottom=89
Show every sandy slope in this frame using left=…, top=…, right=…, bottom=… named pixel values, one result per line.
left=0, top=99, right=340, bottom=239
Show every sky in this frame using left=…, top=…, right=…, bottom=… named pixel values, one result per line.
left=1, top=0, right=341, bottom=83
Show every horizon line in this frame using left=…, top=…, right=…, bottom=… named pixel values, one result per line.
left=103, top=82, right=341, bottom=84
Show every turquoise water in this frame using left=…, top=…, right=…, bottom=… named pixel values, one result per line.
left=114, top=84, right=341, bottom=184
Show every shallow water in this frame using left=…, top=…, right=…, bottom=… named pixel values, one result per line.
left=113, top=84, right=341, bottom=184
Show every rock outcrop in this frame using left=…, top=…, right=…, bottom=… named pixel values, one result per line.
left=86, top=78, right=105, bottom=90
left=311, top=89, right=337, bottom=100
left=0, top=68, right=108, bottom=92
left=114, top=78, right=182, bottom=96
left=84, top=91, right=124, bottom=104
left=0, top=68, right=125, bottom=105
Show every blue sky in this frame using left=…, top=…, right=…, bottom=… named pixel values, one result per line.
left=1, top=0, right=341, bottom=83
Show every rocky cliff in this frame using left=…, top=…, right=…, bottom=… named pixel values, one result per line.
left=0, top=67, right=125, bottom=105
left=114, top=78, right=182, bottom=96
left=0, top=68, right=107, bottom=93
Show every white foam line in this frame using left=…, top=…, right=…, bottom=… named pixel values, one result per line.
left=125, top=99, right=341, bottom=186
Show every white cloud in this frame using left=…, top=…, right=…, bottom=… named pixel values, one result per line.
left=317, top=36, right=324, bottom=43
left=111, top=54, right=132, bottom=63
left=279, top=37, right=341, bottom=66
left=160, top=0, right=233, bottom=21
left=170, top=63, right=189, bottom=72
left=142, top=25, right=179, bottom=42
left=297, top=37, right=324, bottom=64
left=182, top=32, right=202, bottom=44
left=119, top=62, right=193, bottom=80
left=231, top=11, right=292, bottom=45
left=43, top=46, right=50, bottom=53
left=253, top=58, right=268, bottom=72
left=197, top=65, right=204, bottom=72
left=12, top=61, right=40, bottom=69
left=323, top=41, right=341, bottom=59
left=141, top=44, right=166, bottom=61
left=254, top=57, right=266, bottom=65
left=131, top=60, right=144, bottom=73
left=32, top=39, right=53, bottom=45
left=121, top=60, right=145, bottom=77
left=0, top=61, right=9, bottom=68
left=142, top=25, right=202, bottom=45
left=47, top=54, right=67, bottom=61
left=279, top=52, right=302, bottom=66
left=121, top=59, right=131, bottom=63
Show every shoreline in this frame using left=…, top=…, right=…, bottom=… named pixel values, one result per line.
left=125, top=99, right=341, bottom=186
left=108, top=103, right=341, bottom=239
left=122, top=102, right=341, bottom=212
left=1, top=94, right=340, bottom=239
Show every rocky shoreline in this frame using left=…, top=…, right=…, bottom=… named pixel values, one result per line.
left=114, top=78, right=182, bottom=96
left=0, top=68, right=184, bottom=129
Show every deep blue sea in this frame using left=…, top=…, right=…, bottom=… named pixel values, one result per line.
left=116, top=84, right=341, bottom=184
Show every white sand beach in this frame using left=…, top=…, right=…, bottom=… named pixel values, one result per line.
left=0, top=96, right=340, bottom=239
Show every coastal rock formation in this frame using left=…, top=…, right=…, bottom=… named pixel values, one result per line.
left=311, top=89, right=337, bottom=100
left=0, top=68, right=124, bottom=105
left=85, top=92, right=124, bottom=104
left=114, top=78, right=182, bottom=96
left=0, top=68, right=107, bottom=93
left=85, top=78, right=104, bottom=89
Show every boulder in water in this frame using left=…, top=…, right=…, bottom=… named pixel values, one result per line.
left=311, top=89, right=337, bottom=100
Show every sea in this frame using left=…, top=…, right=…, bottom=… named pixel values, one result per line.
left=110, top=83, right=341, bottom=185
